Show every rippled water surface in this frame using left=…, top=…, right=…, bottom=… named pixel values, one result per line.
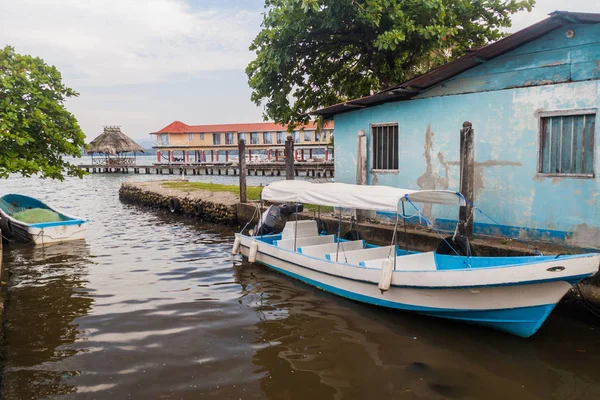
left=1, top=174, right=600, bottom=399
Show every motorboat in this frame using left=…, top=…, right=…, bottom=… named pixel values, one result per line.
left=233, top=180, right=600, bottom=338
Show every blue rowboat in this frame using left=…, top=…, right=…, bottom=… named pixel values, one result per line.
left=0, top=194, right=88, bottom=245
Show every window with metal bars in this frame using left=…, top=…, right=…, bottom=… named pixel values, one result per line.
left=539, top=111, right=595, bottom=176
left=371, top=124, right=399, bottom=171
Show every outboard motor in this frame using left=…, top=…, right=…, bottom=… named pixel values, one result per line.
left=255, top=205, right=281, bottom=235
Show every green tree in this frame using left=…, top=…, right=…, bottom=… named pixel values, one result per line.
left=0, top=46, right=86, bottom=180
left=247, top=0, right=534, bottom=125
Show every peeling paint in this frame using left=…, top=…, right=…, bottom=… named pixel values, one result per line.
left=569, top=224, right=600, bottom=248
left=417, top=125, right=449, bottom=219
left=447, top=160, right=522, bottom=199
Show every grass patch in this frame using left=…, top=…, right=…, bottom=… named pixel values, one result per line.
left=161, top=181, right=262, bottom=200
left=161, top=181, right=333, bottom=212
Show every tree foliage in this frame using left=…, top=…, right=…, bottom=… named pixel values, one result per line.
left=247, top=0, right=534, bottom=126
left=0, top=46, right=86, bottom=180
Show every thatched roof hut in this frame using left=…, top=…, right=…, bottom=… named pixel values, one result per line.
left=87, top=126, right=145, bottom=155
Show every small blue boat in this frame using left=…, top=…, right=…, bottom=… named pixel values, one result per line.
left=0, top=194, right=88, bottom=245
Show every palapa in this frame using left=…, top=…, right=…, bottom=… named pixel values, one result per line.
left=86, top=126, right=144, bottom=155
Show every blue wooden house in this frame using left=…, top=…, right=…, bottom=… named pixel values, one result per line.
left=313, top=11, right=600, bottom=249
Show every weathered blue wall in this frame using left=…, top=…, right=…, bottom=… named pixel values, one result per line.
left=333, top=23, right=600, bottom=248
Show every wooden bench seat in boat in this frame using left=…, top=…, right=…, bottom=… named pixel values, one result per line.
left=275, top=234, right=335, bottom=251
left=281, top=220, right=319, bottom=240
left=360, top=252, right=438, bottom=271
left=298, top=240, right=365, bottom=259
left=325, top=245, right=396, bottom=265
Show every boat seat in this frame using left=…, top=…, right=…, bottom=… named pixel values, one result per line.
left=360, top=252, right=437, bottom=271
left=326, top=245, right=396, bottom=265
left=275, top=234, right=335, bottom=251
left=299, top=240, right=365, bottom=259
left=281, top=220, right=319, bottom=240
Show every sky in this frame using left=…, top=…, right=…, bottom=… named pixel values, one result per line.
left=1, top=0, right=599, bottom=142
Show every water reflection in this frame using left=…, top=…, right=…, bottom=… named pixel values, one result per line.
left=2, top=241, right=93, bottom=398
left=0, top=174, right=599, bottom=399
left=238, top=260, right=600, bottom=400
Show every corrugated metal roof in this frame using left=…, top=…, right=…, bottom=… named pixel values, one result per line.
left=152, top=120, right=333, bottom=134
left=312, top=11, right=600, bottom=118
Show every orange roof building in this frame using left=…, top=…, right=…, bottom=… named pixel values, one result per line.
left=150, top=121, right=334, bottom=163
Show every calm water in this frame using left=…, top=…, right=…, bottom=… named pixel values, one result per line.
left=1, top=174, right=600, bottom=400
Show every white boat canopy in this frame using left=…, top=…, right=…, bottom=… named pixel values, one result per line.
left=261, top=181, right=466, bottom=212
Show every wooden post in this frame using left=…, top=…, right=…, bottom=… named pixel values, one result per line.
left=285, top=135, right=294, bottom=180
left=459, top=121, right=474, bottom=238
left=239, top=139, right=247, bottom=203
left=356, top=130, right=369, bottom=222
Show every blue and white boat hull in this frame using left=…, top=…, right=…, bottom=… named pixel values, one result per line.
left=0, top=194, right=88, bottom=245
left=237, top=234, right=599, bottom=338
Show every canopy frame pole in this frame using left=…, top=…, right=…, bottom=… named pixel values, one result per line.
left=402, top=201, right=408, bottom=253
left=259, top=200, right=264, bottom=238
left=392, top=211, right=399, bottom=271
left=294, top=205, right=299, bottom=252
left=335, top=209, right=342, bottom=262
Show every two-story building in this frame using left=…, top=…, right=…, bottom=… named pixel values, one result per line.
left=313, top=11, right=600, bottom=249
left=150, top=121, right=334, bottom=163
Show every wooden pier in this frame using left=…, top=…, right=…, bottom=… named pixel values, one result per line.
left=80, top=162, right=335, bottom=178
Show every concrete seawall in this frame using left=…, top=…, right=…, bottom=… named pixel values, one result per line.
left=118, top=181, right=600, bottom=311
left=119, top=181, right=239, bottom=225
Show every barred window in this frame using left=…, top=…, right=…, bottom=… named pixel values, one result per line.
left=250, top=132, right=260, bottom=144
left=372, top=124, right=398, bottom=171
left=225, top=133, right=235, bottom=145
left=212, top=133, right=221, bottom=145
left=539, top=112, right=595, bottom=176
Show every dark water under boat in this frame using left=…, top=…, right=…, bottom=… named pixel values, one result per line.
left=1, top=174, right=600, bottom=400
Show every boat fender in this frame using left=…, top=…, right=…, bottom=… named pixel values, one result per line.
left=248, top=241, right=259, bottom=263
left=194, top=203, right=203, bottom=217
left=169, top=197, right=182, bottom=213
left=232, top=236, right=241, bottom=255
left=378, top=258, right=394, bottom=292
left=0, top=217, right=13, bottom=239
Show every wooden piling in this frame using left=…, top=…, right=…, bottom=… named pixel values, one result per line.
left=239, top=139, right=247, bottom=203
left=285, top=135, right=294, bottom=180
left=459, top=121, right=474, bottom=238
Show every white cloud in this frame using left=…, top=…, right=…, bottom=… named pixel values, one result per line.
left=0, top=0, right=262, bottom=86
left=509, top=0, right=600, bottom=32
